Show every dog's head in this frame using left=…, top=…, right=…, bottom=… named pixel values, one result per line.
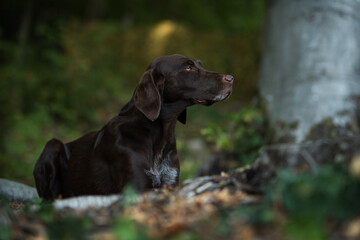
left=133, top=54, right=234, bottom=123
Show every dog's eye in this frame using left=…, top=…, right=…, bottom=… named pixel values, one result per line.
left=185, top=66, right=192, bottom=71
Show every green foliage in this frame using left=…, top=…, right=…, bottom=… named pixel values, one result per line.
left=233, top=165, right=360, bottom=239
left=25, top=201, right=93, bottom=239
left=201, top=107, right=267, bottom=165
left=112, top=218, right=149, bottom=240
left=283, top=216, right=325, bottom=240
left=269, top=165, right=360, bottom=222
left=47, top=216, right=92, bottom=240
left=169, top=231, right=199, bottom=240
left=0, top=199, right=13, bottom=240
left=178, top=158, right=201, bottom=184
left=121, top=184, right=138, bottom=207
left=0, top=225, right=11, bottom=240
left=68, top=0, right=266, bottom=33
left=236, top=202, right=275, bottom=225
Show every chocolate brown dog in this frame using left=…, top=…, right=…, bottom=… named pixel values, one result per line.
left=33, top=54, right=233, bottom=199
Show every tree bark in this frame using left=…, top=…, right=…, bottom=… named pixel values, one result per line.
left=259, top=0, right=360, bottom=143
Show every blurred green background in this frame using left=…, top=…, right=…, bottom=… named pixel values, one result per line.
left=0, top=0, right=266, bottom=185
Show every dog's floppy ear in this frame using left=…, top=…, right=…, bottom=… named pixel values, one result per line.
left=134, top=69, right=164, bottom=121
left=177, top=109, right=187, bottom=124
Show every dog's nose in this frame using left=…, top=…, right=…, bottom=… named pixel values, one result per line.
left=224, top=75, right=234, bottom=83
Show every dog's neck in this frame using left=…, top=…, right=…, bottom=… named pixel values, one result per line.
left=119, top=99, right=191, bottom=124
left=119, top=99, right=191, bottom=146
left=118, top=99, right=192, bottom=163
left=160, top=99, right=190, bottom=122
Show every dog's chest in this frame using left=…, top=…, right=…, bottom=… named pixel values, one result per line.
left=144, top=151, right=178, bottom=188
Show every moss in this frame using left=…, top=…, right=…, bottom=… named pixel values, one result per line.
left=269, top=120, right=298, bottom=143
left=305, top=95, right=360, bottom=141
left=305, top=117, right=356, bottom=141
left=351, top=95, right=360, bottom=132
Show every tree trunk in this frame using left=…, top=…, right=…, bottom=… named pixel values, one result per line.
left=259, top=0, right=360, bottom=143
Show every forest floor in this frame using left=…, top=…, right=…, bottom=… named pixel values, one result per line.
left=2, top=137, right=360, bottom=240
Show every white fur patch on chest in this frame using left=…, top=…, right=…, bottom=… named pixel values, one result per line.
left=144, top=151, right=178, bottom=188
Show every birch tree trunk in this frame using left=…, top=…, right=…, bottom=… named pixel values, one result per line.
left=259, top=0, right=360, bottom=143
